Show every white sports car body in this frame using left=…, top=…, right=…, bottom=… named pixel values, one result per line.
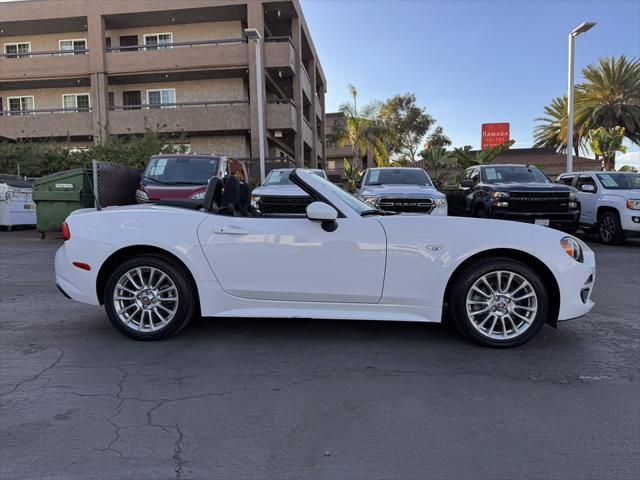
left=55, top=169, right=596, bottom=347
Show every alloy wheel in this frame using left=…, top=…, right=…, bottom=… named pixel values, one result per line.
left=599, top=215, right=615, bottom=243
left=465, top=270, right=538, bottom=340
left=112, top=266, right=179, bottom=331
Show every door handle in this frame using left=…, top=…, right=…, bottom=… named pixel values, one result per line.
left=213, top=225, right=248, bottom=235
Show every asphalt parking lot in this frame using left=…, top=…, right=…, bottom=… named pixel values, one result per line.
left=1, top=229, right=639, bottom=480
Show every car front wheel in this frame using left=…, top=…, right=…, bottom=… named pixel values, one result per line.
left=450, top=258, right=548, bottom=348
left=104, top=255, right=197, bottom=340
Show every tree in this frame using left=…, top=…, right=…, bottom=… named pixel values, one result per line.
left=331, top=84, right=389, bottom=170
left=588, top=126, right=627, bottom=171
left=419, top=146, right=457, bottom=188
left=451, top=140, right=516, bottom=169
left=618, top=164, right=638, bottom=172
left=578, top=56, right=640, bottom=145
left=380, top=93, right=434, bottom=162
left=533, top=96, right=586, bottom=155
left=425, top=126, right=452, bottom=149
left=343, top=158, right=364, bottom=193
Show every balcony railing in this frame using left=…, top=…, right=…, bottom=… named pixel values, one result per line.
left=105, top=38, right=246, bottom=53
left=0, top=49, right=89, bottom=58
left=267, top=98, right=294, bottom=105
left=108, top=99, right=249, bottom=111
left=0, top=107, right=92, bottom=115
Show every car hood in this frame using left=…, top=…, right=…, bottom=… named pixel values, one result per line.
left=486, top=183, right=572, bottom=192
left=360, top=185, right=445, bottom=198
left=142, top=184, right=207, bottom=201
left=601, top=188, right=640, bottom=200
left=252, top=185, right=309, bottom=197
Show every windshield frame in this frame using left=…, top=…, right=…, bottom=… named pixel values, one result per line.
left=595, top=172, right=640, bottom=190
left=364, top=168, right=433, bottom=187
left=142, top=156, right=219, bottom=186
left=263, top=169, right=326, bottom=187
left=481, top=165, right=551, bottom=184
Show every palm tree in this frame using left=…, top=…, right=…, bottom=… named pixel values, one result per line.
left=420, top=146, right=456, bottom=188
left=533, top=96, right=586, bottom=155
left=578, top=56, right=640, bottom=145
left=331, top=84, right=389, bottom=170
left=452, top=140, right=516, bottom=169
left=588, top=126, right=627, bottom=171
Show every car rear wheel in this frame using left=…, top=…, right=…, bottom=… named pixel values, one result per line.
left=104, top=255, right=197, bottom=340
left=598, top=211, right=624, bottom=245
left=450, top=258, right=548, bottom=348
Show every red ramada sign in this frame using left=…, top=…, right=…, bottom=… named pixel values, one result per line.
left=481, top=123, right=510, bottom=150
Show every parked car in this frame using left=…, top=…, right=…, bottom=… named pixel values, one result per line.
left=556, top=170, right=640, bottom=244
left=136, top=154, right=248, bottom=203
left=444, top=164, right=579, bottom=231
left=55, top=169, right=595, bottom=348
left=251, top=168, right=327, bottom=215
left=356, top=167, right=447, bottom=215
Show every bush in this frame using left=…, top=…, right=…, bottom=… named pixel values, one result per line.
left=0, top=128, right=188, bottom=178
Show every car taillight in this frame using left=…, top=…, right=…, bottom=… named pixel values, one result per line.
left=62, top=222, right=71, bottom=241
left=136, top=185, right=150, bottom=203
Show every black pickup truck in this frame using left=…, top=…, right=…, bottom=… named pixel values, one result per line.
left=444, top=164, right=579, bottom=231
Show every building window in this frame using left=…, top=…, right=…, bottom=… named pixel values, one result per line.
left=108, top=92, right=115, bottom=109
left=4, top=42, right=31, bottom=59
left=144, top=33, right=173, bottom=51
left=63, top=93, right=90, bottom=112
left=8, top=96, right=35, bottom=114
left=59, top=39, right=87, bottom=55
left=147, top=89, right=176, bottom=109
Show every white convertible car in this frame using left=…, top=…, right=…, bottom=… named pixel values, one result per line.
left=55, top=169, right=596, bottom=347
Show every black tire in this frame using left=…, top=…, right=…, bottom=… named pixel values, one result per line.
left=474, top=205, right=488, bottom=218
left=597, top=211, right=624, bottom=245
left=450, top=258, right=548, bottom=348
left=104, top=254, right=197, bottom=340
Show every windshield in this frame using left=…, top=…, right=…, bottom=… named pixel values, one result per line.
left=143, top=157, right=218, bottom=185
left=596, top=173, right=640, bottom=190
left=314, top=176, right=373, bottom=214
left=365, top=169, right=432, bottom=186
left=482, top=166, right=550, bottom=184
left=264, top=169, right=326, bottom=186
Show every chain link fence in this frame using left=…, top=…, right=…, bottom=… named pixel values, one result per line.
left=95, top=161, right=143, bottom=207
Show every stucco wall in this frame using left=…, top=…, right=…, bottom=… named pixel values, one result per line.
left=108, top=78, right=248, bottom=106
left=105, top=21, right=243, bottom=47
left=1, top=32, right=88, bottom=53
left=1, top=86, right=91, bottom=110
left=189, top=135, right=249, bottom=157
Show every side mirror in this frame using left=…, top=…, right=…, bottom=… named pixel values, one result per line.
left=460, top=179, right=475, bottom=188
left=306, top=201, right=338, bottom=232
left=356, top=180, right=362, bottom=189
left=581, top=184, right=595, bottom=193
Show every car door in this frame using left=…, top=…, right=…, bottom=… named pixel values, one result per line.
left=197, top=214, right=387, bottom=304
left=575, top=174, right=598, bottom=224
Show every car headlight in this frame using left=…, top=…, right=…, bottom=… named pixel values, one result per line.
left=135, top=189, right=149, bottom=203
left=560, top=236, right=583, bottom=263
left=568, top=201, right=578, bottom=208
left=569, top=191, right=577, bottom=201
left=492, top=191, right=510, bottom=199
left=433, top=198, right=447, bottom=208
left=191, top=192, right=206, bottom=200
left=627, top=199, right=640, bottom=210
left=361, top=196, right=379, bottom=207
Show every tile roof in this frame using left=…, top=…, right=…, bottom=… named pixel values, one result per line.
left=492, top=148, right=601, bottom=173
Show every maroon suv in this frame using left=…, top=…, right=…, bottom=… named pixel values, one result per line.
left=136, top=154, right=249, bottom=203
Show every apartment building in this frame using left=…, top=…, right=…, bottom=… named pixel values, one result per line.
left=0, top=0, right=326, bottom=166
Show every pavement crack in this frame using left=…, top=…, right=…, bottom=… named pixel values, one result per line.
left=0, top=347, right=64, bottom=396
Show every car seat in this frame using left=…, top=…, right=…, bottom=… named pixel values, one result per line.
left=219, top=175, right=241, bottom=216
left=203, top=177, right=223, bottom=213
left=238, top=182, right=259, bottom=217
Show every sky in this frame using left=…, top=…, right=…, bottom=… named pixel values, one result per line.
left=300, top=0, right=640, bottom=168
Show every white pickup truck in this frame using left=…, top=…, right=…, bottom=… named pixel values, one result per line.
left=556, top=171, right=640, bottom=244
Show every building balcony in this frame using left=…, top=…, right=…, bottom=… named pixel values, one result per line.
left=107, top=100, right=250, bottom=135
left=300, top=64, right=312, bottom=99
left=302, top=118, right=313, bottom=147
left=267, top=100, right=297, bottom=131
left=0, top=109, right=93, bottom=139
left=264, top=37, right=295, bottom=74
left=315, top=95, right=322, bottom=120
left=105, top=39, right=248, bottom=75
left=0, top=50, right=91, bottom=81
left=316, top=138, right=324, bottom=157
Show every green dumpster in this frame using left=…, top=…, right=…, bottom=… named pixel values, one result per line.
left=32, top=168, right=95, bottom=239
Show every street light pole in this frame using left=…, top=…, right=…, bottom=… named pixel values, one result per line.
left=566, top=21, right=596, bottom=173
left=245, top=28, right=266, bottom=183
